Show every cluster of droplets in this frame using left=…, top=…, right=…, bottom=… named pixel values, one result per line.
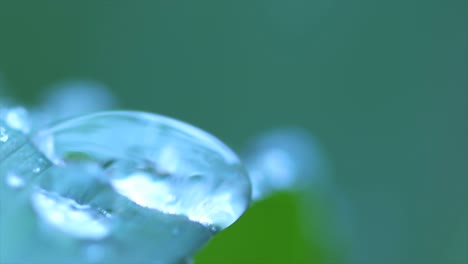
left=0, top=82, right=253, bottom=264
left=1, top=80, right=325, bottom=264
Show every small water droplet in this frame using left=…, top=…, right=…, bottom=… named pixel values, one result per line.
left=6, top=172, right=25, bottom=188
left=30, top=158, right=50, bottom=174
left=4, top=106, right=30, bottom=134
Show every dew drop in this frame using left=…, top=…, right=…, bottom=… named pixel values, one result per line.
left=32, top=111, right=251, bottom=229
left=3, top=110, right=251, bottom=263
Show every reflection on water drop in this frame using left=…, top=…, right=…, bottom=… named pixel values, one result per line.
left=32, top=190, right=111, bottom=240
left=111, top=171, right=178, bottom=212
left=243, top=128, right=324, bottom=200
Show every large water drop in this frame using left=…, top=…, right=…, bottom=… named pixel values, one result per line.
left=33, top=111, right=251, bottom=229
left=2, top=110, right=251, bottom=263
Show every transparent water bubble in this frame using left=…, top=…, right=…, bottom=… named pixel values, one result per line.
left=2, top=110, right=251, bottom=263
left=243, top=128, right=325, bottom=200
left=33, top=111, right=251, bottom=229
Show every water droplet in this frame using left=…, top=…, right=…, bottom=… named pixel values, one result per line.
left=243, top=128, right=324, bottom=200
left=32, top=80, right=117, bottom=129
left=1, top=110, right=250, bottom=263
left=3, top=106, right=31, bottom=134
left=31, top=158, right=49, bottom=174
left=6, top=172, right=25, bottom=188
left=33, top=111, right=251, bottom=229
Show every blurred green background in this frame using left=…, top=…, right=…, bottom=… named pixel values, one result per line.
left=0, top=1, right=467, bottom=263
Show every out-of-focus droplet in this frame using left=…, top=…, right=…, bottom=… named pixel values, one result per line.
left=243, top=128, right=324, bottom=200
left=32, top=80, right=117, bottom=129
left=2, top=106, right=31, bottom=134
left=6, top=172, right=24, bottom=188
left=0, top=98, right=32, bottom=134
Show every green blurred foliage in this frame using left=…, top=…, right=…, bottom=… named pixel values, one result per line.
left=0, top=1, right=467, bottom=263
